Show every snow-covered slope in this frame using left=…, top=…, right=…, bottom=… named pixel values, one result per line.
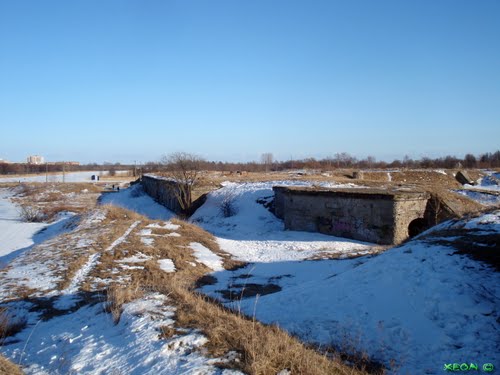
left=100, top=184, right=174, bottom=220
left=191, top=181, right=376, bottom=262
left=201, top=211, right=500, bottom=374
left=0, top=188, right=77, bottom=268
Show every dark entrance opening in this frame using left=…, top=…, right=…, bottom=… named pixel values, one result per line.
left=408, top=218, right=428, bottom=238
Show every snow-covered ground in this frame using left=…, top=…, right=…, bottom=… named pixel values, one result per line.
left=200, top=212, right=500, bottom=374
left=0, top=185, right=243, bottom=374
left=463, top=171, right=500, bottom=192
left=0, top=188, right=76, bottom=268
left=2, top=293, right=240, bottom=375
left=455, top=189, right=500, bottom=206
left=190, top=181, right=376, bottom=262
left=0, top=171, right=118, bottom=183
left=456, top=171, right=500, bottom=206
left=4, top=180, right=498, bottom=374
left=99, top=184, right=175, bottom=220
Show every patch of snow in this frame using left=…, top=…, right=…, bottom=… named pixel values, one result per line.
left=0, top=171, right=110, bottom=183
left=463, top=212, right=500, bottom=231
left=202, top=212, right=500, bottom=374
left=120, top=264, right=144, bottom=270
left=455, top=190, right=500, bottom=206
left=147, top=221, right=180, bottom=230
left=58, top=221, right=141, bottom=305
left=100, top=184, right=174, bottom=220
left=434, top=169, right=447, bottom=175
left=190, top=242, right=224, bottom=271
left=0, top=189, right=79, bottom=269
left=158, top=259, right=176, bottom=273
left=118, top=252, right=152, bottom=263
left=139, top=228, right=152, bottom=236
left=191, top=181, right=374, bottom=262
left=3, top=293, right=243, bottom=374
left=141, top=237, right=154, bottom=246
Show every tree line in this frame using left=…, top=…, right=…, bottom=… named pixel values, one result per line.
left=1, top=150, right=498, bottom=176
left=141, top=150, right=500, bottom=174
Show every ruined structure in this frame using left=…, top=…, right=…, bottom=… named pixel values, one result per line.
left=141, top=175, right=183, bottom=213
left=140, top=174, right=208, bottom=215
left=273, top=186, right=431, bottom=245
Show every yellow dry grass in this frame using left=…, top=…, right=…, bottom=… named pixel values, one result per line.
left=83, top=208, right=375, bottom=375
left=0, top=354, right=23, bottom=375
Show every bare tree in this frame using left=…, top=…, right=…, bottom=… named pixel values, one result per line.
left=261, top=153, right=273, bottom=173
left=161, top=152, right=205, bottom=213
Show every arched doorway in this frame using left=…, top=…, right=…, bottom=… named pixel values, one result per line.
left=408, top=218, right=428, bottom=238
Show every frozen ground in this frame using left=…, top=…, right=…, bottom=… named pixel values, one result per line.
left=456, top=171, right=500, bottom=206
left=190, top=181, right=376, bottom=262
left=0, top=171, right=116, bottom=183
left=2, top=294, right=241, bottom=375
left=0, top=189, right=243, bottom=374
left=3, top=180, right=498, bottom=374
left=99, top=184, right=175, bottom=220
left=0, top=188, right=76, bottom=268
left=200, top=212, right=500, bottom=374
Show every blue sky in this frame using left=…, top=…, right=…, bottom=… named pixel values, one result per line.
left=1, top=0, right=499, bottom=164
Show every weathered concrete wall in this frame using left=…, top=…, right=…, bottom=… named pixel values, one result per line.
left=273, top=187, right=429, bottom=245
left=141, top=175, right=183, bottom=214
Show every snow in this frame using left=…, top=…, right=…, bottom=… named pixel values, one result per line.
left=141, top=237, right=155, bottom=246
left=189, top=243, right=224, bottom=272
left=100, top=184, right=175, bottom=220
left=147, top=221, right=180, bottom=230
left=118, top=253, right=152, bottom=264
left=0, top=171, right=110, bottom=183
left=463, top=212, right=500, bottom=231
left=3, top=293, right=242, bottom=374
left=0, top=189, right=78, bottom=268
left=158, top=259, right=176, bottom=273
left=54, top=221, right=141, bottom=309
left=455, top=189, right=500, bottom=206
left=463, top=171, right=500, bottom=192
left=201, top=212, right=500, bottom=374
left=190, top=181, right=374, bottom=262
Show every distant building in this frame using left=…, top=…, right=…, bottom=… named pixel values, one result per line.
left=27, top=155, right=45, bottom=165
left=0, top=158, right=11, bottom=164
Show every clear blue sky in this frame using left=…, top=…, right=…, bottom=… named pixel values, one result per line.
left=1, top=0, right=499, bottom=164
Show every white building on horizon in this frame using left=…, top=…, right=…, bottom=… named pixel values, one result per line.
left=27, top=155, right=45, bottom=165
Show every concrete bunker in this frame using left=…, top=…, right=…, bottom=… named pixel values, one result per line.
left=273, top=186, right=431, bottom=245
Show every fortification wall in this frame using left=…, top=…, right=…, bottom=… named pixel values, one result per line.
left=141, top=175, right=183, bottom=214
left=274, top=187, right=429, bottom=244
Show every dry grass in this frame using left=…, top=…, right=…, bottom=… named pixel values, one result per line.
left=0, top=354, right=23, bottom=375
left=102, top=204, right=142, bottom=223
left=12, top=182, right=102, bottom=222
left=139, top=268, right=372, bottom=375
left=0, top=307, right=27, bottom=345
left=106, top=282, right=144, bottom=323
left=18, top=202, right=374, bottom=375
left=89, top=210, right=374, bottom=374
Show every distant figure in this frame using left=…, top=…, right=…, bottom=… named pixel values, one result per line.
left=112, top=184, right=115, bottom=190
left=117, top=186, right=120, bottom=191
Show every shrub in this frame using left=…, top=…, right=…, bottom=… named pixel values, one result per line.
left=19, top=205, right=45, bottom=222
left=219, top=193, right=237, bottom=218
